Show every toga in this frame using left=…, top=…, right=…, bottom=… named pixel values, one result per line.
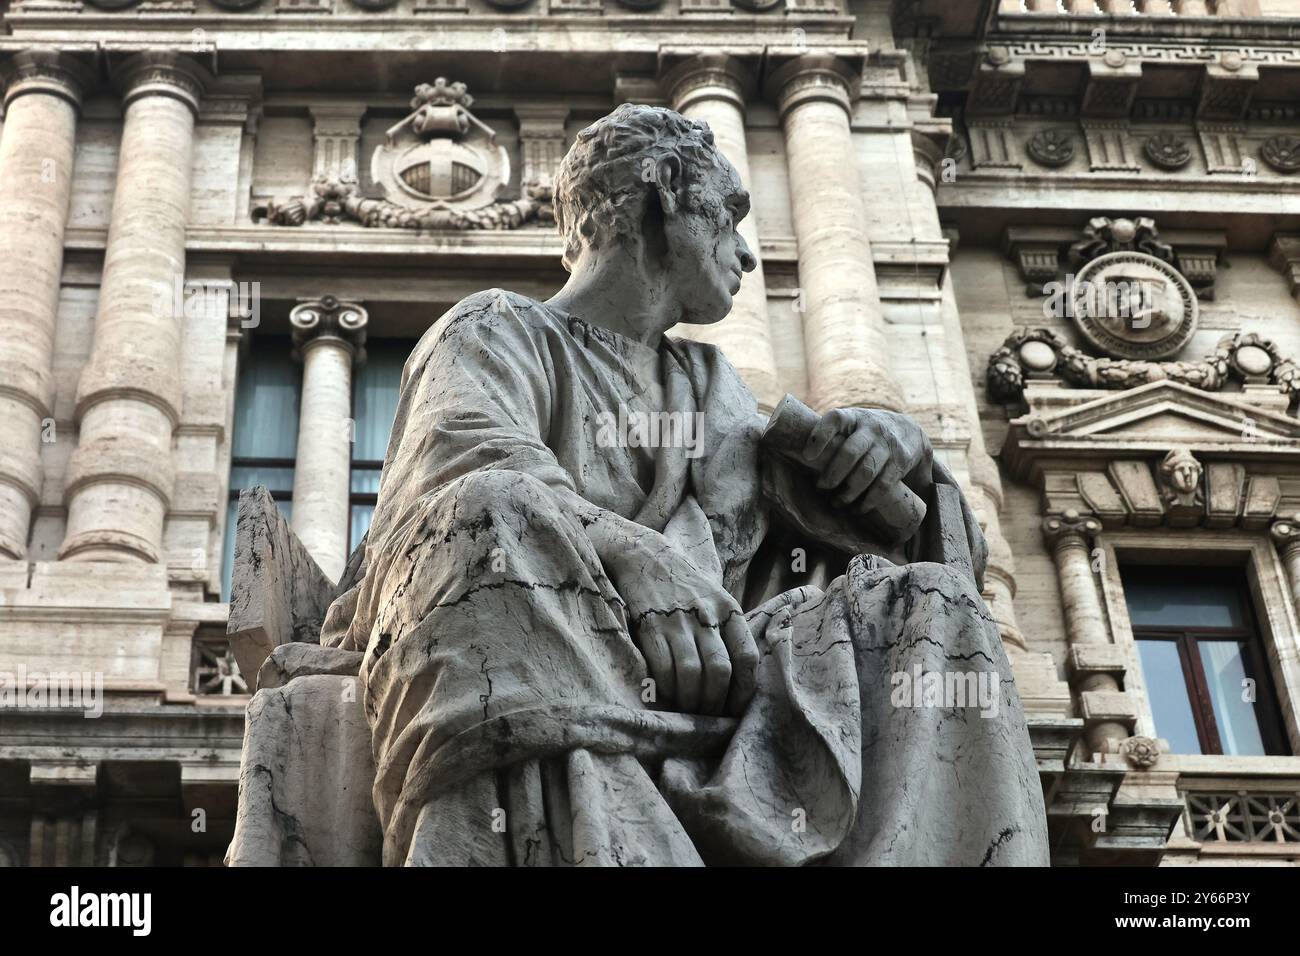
left=322, top=289, right=1049, bottom=866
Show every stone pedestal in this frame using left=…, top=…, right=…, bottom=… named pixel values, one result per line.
left=61, top=53, right=211, bottom=563
left=0, top=52, right=92, bottom=560
left=666, top=55, right=781, bottom=413
left=771, top=55, right=901, bottom=413
left=289, top=296, right=368, bottom=583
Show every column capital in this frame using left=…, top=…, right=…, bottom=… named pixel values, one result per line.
left=1269, top=513, right=1300, bottom=551
left=0, top=50, right=96, bottom=111
left=766, top=53, right=862, bottom=121
left=111, top=52, right=212, bottom=117
left=1041, top=509, right=1102, bottom=550
left=290, top=296, right=369, bottom=362
left=661, top=53, right=755, bottom=115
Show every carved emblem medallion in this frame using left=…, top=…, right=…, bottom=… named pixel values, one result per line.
left=370, top=78, right=510, bottom=213
left=1070, top=251, right=1198, bottom=360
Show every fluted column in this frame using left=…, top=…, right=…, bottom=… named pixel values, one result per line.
left=665, top=55, right=781, bottom=413
left=770, top=55, right=902, bottom=412
left=289, top=297, right=367, bottom=583
left=61, top=53, right=211, bottom=563
left=1043, top=510, right=1128, bottom=754
left=0, top=52, right=93, bottom=560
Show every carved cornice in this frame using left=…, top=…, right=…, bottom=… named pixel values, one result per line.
left=0, top=50, right=96, bottom=111
left=111, top=52, right=212, bottom=117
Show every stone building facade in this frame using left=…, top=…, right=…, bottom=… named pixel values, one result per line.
left=2, top=0, right=1300, bottom=866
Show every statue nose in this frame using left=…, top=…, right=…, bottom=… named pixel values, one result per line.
left=737, top=236, right=757, bottom=273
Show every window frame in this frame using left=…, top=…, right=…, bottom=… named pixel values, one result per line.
left=1097, top=531, right=1300, bottom=761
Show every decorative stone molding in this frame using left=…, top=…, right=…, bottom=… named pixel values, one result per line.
left=255, top=80, right=552, bottom=231
left=308, top=101, right=367, bottom=181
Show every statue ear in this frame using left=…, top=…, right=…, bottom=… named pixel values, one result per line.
left=651, top=155, right=684, bottom=216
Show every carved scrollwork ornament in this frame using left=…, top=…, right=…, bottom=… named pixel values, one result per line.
left=1026, top=129, right=1075, bottom=168
left=290, top=296, right=369, bottom=362
left=1269, top=514, right=1300, bottom=548
left=1260, top=134, right=1300, bottom=174
left=1143, top=133, right=1192, bottom=171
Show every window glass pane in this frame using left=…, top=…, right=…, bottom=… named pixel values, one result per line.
left=350, top=467, right=382, bottom=495
left=353, top=341, right=410, bottom=463
left=232, top=338, right=300, bottom=459
left=350, top=503, right=375, bottom=552
left=1121, top=568, right=1246, bottom=630
left=231, top=465, right=296, bottom=495
left=1199, top=641, right=1268, bottom=757
left=1136, top=640, right=1203, bottom=755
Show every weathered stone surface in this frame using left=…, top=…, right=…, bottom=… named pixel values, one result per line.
left=226, top=486, right=336, bottom=690
left=226, top=674, right=381, bottom=867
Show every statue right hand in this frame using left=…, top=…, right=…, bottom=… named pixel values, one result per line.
left=611, top=546, right=758, bottom=718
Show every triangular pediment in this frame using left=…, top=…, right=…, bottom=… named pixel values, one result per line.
left=1001, top=380, right=1300, bottom=480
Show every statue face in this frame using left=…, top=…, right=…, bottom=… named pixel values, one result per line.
left=666, top=155, right=757, bottom=326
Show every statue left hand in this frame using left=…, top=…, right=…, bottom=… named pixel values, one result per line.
left=801, top=407, right=933, bottom=520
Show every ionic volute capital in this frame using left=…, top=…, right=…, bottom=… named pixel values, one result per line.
left=1042, top=508, right=1102, bottom=552
left=290, top=296, right=368, bottom=363
left=1269, top=513, right=1300, bottom=552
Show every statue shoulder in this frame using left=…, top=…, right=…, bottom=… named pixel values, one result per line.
left=422, top=288, right=559, bottom=353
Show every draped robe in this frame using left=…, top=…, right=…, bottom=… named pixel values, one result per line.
left=323, top=289, right=1049, bottom=866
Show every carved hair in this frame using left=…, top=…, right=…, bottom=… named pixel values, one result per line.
left=553, top=103, right=722, bottom=270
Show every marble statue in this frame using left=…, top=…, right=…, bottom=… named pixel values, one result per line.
left=228, top=103, right=1049, bottom=867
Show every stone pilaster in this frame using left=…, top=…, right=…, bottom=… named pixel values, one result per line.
left=0, top=52, right=93, bottom=560
left=289, top=296, right=368, bottom=583
left=665, top=55, right=782, bottom=413
left=61, top=53, right=211, bottom=563
left=1043, top=510, right=1132, bottom=755
left=770, top=55, right=901, bottom=412
left=514, top=103, right=568, bottom=194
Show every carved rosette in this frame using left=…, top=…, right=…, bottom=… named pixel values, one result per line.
left=1118, top=735, right=1161, bottom=770
left=290, top=296, right=369, bottom=362
left=1142, top=133, right=1192, bottom=171
left=1026, top=129, right=1074, bottom=168
left=1260, top=135, right=1300, bottom=174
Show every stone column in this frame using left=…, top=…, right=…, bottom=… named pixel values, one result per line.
left=289, top=296, right=368, bottom=583
left=770, top=54, right=902, bottom=412
left=665, top=55, right=781, bottom=412
left=61, top=53, right=211, bottom=563
left=0, top=52, right=93, bottom=560
left=1269, top=515, right=1300, bottom=612
left=1043, top=510, right=1129, bottom=754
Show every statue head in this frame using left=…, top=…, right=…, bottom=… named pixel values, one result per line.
left=553, top=103, right=756, bottom=326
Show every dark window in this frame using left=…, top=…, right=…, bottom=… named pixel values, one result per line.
left=1122, top=565, right=1290, bottom=757
left=349, top=340, right=412, bottom=552
left=221, top=337, right=301, bottom=601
